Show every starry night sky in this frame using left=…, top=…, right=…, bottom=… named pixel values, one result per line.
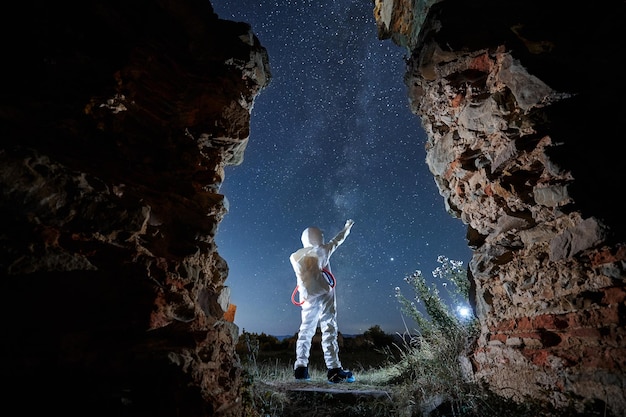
left=212, top=0, right=472, bottom=336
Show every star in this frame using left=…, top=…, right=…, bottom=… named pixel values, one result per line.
left=212, top=0, right=471, bottom=336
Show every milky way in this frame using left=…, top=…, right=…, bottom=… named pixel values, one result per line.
left=212, top=0, right=472, bottom=336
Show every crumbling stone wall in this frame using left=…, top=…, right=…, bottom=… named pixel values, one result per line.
left=4, top=0, right=625, bottom=414
left=1, top=1, right=269, bottom=416
left=375, top=0, right=626, bottom=414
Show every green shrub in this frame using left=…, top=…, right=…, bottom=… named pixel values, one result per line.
left=392, top=256, right=480, bottom=413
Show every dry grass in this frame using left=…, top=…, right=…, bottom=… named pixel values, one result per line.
left=238, top=333, right=609, bottom=417
left=240, top=355, right=404, bottom=417
left=238, top=258, right=609, bottom=416
left=239, top=352, right=578, bottom=417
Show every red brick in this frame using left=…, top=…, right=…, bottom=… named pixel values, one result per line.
left=516, top=332, right=542, bottom=340
left=568, top=327, right=601, bottom=338
left=487, top=333, right=507, bottom=343
left=469, top=53, right=492, bottom=72
left=490, top=318, right=516, bottom=332
left=451, top=93, right=464, bottom=107
left=521, top=349, right=550, bottom=366
left=594, top=305, right=620, bottom=325
left=516, top=316, right=532, bottom=331
left=533, top=314, right=568, bottom=330
left=589, top=245, right=626, bottom=265
left=603, top=287, right=626, bottom=305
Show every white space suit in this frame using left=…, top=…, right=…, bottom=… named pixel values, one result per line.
left=290, top=219, right=354, bottom=372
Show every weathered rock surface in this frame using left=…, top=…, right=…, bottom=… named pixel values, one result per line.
left=375, top=0, right=626, bottom=415
left=3, top=0, right=626, bottom=415
left=1, top=1, right=269, bottom=416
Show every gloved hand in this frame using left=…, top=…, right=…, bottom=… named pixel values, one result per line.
left=345, top=219, right=354, bottom=229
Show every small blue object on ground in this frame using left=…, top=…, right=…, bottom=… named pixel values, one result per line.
left=327, top=368, right=355, bottom=383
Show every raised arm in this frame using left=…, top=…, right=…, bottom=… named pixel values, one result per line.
left=327, top=219, right=354, bottom=249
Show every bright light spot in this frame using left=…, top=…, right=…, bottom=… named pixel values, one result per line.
left=390, top=257, right=394, bottom=261
left=457, top=305, right=471, bottom=318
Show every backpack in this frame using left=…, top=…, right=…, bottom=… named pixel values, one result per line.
left=291, top=267, right=336, bottom=306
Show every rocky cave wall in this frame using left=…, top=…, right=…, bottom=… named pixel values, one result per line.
left=375, top=0, right=626, bottom=415
left=1, top=1, right=269, bottom=416
left=3, top=0, right=626, bottom=415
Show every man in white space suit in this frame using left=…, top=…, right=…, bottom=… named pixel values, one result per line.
left=290, top=219, right=355, bottom=383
